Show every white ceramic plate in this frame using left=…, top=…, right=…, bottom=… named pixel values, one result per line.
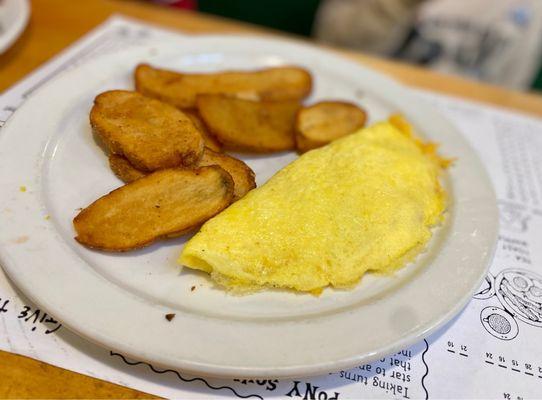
left=0, top=0, right=29, bottom=54
left=0, top=37, right=498, bottom=378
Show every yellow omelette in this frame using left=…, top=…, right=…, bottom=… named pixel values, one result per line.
left=179, top=116, right=449, bottom=293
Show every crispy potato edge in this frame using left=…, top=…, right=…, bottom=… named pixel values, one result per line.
left=73, top=166, right=234, bottom=252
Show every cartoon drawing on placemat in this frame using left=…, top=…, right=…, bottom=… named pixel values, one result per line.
left=474, top=269, right=542, bottom=340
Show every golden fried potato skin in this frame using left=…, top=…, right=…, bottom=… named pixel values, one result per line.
left=135, top=64, right=312, bottom=109
left=183, top=110, right=222, bottom=152
left=197, top=94, right=300, bottom=152
left=199, top=149, right=256, bottom=200
left=109, top=150, right=256, bottom=200
left=109, top=154, right=147, bottom=183
left=295, top=101, right=367, bottom=153
left=74, top=166, right=234, bottom=251
left=90, top=90, right=204, bottom=171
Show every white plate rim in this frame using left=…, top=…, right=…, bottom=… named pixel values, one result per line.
left=0, top=36, right=499, bottom=378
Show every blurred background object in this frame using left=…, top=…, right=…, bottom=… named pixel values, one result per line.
left=316, top=0, right=542, bottom=91
left=153, top=0, right=321, bottom=36
left=315, top=0, right=424, bottom=55
left=0, top=0, right=30, bottom=54
left=154, top=0, right=542, bottom=92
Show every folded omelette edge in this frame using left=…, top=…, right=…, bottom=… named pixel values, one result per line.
left=179, top=116, right=449, bottom=294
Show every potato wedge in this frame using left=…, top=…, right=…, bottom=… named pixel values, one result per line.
left=109, top=150, right=256, bottom=200
left=184, top=110, right=222, bottom=152
left=90, top=90, right=204, bottom=171
left=74, top=166, right=234, bottom=251
left=197, top=94, right=300, bottom=152
left=135, top=64, right=312, bottom=109
left=109, top=154, right=147, bottom=183
left=295, top=101, right=367, bottom=153
left=199, top=149, right=256, bottom=200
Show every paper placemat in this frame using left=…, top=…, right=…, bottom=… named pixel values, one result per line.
left=1, top=15, right=541, bottom=399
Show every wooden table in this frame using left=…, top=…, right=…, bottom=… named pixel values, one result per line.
left=1, top=0, right=541, bottom=398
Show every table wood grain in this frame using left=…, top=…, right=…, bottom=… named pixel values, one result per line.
left=1, top=0, right=541, bottom=398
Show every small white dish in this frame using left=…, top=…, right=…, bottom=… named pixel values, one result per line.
left=0, top=37, right=498, bottom=378
left=0, top=0, right=30, bottom=54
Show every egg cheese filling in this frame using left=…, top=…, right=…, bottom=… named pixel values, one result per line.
left=179, top=116, right=448, bottom=293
